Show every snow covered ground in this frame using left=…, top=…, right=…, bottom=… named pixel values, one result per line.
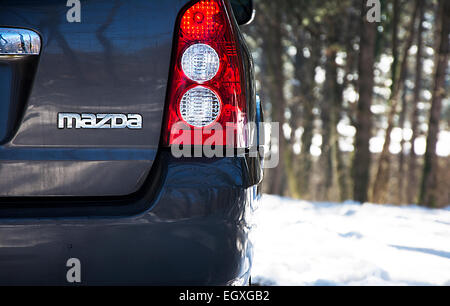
left=251, top=195, right=450, bottom=286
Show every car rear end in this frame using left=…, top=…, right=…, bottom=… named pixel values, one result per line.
left=0, top=0, right=262, bottom=285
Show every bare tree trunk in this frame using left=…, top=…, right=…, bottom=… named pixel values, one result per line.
left=329, top=50, right=349, bottom=202
left=371, top=0, right=419, bottom=204
left=391, top=0, right=400, bottom=94
left=295, top=37, right=318, bottom=199
left=335, top=136, right=349, bottom=201
left=318, top=49, right=338, bottom=201
left=395, top=0, right=407, bottom=204
left=318, top=95, right=334, bottom=200
left=419, top=0, right=450, bottom=207
left=352, top=1, right=377, bottom=204
left=285, top=144, right=300, bottom=198
left=267, top=28, right=286, bottom=196
left=286, top=78, right=302, bottom=199
left=255, top=2, right=287, bottom=195
left=397, top=79, right=408, bottom=204
left=408, top=0, right=426, bottom=204
left=298, top=110, right=314, bottom=198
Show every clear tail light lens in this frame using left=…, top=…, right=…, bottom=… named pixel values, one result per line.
left=162, top=0, right=248, bottom=147
left=181, top=44, right=220, bottom=82
left=179, top=86, right=221, bottom=127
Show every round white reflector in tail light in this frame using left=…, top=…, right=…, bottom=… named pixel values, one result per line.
left=179, top=86, right=221, bottom=127
left=181, top=44, right=220, bottom=82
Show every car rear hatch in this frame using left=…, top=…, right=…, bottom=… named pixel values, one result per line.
left=0, top=0, right=190, bottom=199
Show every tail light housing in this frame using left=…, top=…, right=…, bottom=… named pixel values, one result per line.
left=162, top=0, right=248, bottom=148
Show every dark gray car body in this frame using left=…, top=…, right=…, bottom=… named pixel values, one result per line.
left=0, top=0, right=262, bottom=285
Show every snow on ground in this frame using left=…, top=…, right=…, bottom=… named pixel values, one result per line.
left=251, top=195, right=450, bottom=286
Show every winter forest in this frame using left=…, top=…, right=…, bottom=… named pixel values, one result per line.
left=242, top=0, right=450, bottom=207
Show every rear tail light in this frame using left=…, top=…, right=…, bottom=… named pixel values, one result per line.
left=181, top=44, right=220, bottom=82
left=162, top=0, right=248, bottom=148
left=179, top=86, right=221, bottom=127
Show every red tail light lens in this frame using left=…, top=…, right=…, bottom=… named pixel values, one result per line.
left=181, top=1, right=222, bottom=40
left=162, top=0, right=248, bottom=147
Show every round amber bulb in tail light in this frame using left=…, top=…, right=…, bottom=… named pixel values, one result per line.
left=182, top=44, right=220, bottom=82
left=179, top=86, right=221, bottom=127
